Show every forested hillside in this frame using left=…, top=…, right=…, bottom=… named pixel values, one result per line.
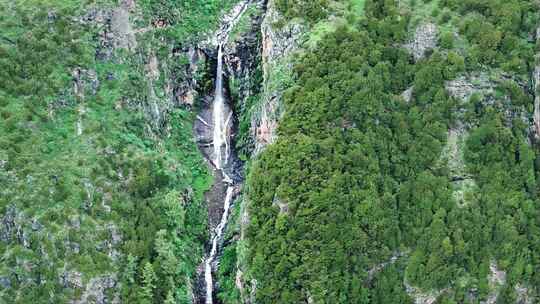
left=2, top=0, right=540, bottom=303
left=245, top=0, right=540, bottom=303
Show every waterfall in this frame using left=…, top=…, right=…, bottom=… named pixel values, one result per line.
left=204, top=186, right=234, bottom=304
left=212, top=45, right=231, bottom=169
left=201, top=2, right=250, bottom=303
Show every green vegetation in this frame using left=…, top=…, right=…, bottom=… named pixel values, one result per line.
left=0, top=0, right=235, bottom=303
left=246, top=0, right=540, bottom=302
left=228, top=3, right=262, bottom=44
left=138, top=0, right=241, bottom=42
left=3, top=0, right=540, bottom=302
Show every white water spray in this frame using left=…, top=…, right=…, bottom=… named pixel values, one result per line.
left=212, top=44, right=230, bottom=169
left=203, top=2, right=250, bottom=303
left=204, top=186, right=234, bottom=304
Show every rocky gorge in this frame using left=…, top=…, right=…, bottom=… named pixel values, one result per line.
left=2, top=0, right=540, bottom=303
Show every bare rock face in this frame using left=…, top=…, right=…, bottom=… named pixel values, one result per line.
left=81, top=0, right=137, bottom=61
left=253, top=97, right=279, bottom=151
left=111, top=0, right=137, bottom=50
left=404, top=278, right=445, bottom=304
left=74, top=274, right=119, bottom=304
left=260, top=1, right=304, bottom=77
left=60, top=270, right=84, bottom=289
left=405, top=23, right=438, bottom=61
left=401, top=86, right=414, bottom=103
left=175, top=47, right=207, bottom=107
left=532, top=66, right=540, bottom=139
left=532, top=26, right=540, bottom=140
left=250, top=0, right=305, bottom=154
left=446, top=73, right=495, bottom=102
left=481, top=261, right=506, bottom=304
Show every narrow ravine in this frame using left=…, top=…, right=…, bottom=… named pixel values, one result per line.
left=203, top=43, right=235, bottom=304
left=194, top=2, right=250, bottom=303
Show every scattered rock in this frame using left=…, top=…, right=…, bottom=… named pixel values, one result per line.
left=0, top=276, right=11, bottom=289
left=31, top=218, right=42, bottom=231
left=69, top=215, right=81, bottom=230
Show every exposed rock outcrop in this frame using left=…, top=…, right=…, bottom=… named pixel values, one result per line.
left=260, top=2, right=304, bottom=77
left=175, top=47, right=206, bottom=107
left=366, top=251, right=407, bottom=283
left=111, top=0, right=136, bottom=50
left=401, top=86, right=414, bottom=103
left=404, top=278, right=446, bottom=304
left=446, top=72, right=531, bottom=138
left=250, top=0, right=305, bottom=154
left=446, top=73, right=495, bottom=103
left=272, top=195, right=289, bottom=215
left=440, top=125, right=476, bottom=207
left=60, top=270, right=83, bottom=289
left=75, top=274, right=119, bottom=304
left=405, top=23, right=438, bottom=61
left=532, top=26, right=540, bottom=140
left=482, top=261, right=506, bottom=304
left=0, top=205, right=30, bottom=247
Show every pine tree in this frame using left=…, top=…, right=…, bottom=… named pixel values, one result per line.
left=140, top=262, right=157, bottom=303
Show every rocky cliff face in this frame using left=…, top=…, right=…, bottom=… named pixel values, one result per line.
left=251, top=0, right=304, bottom=154
left=194, top=1, right=307, bottom=302
left=533, top=26, right=540, bottom=141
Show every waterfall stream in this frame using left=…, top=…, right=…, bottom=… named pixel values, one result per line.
left=204, top=186, right=234, bottom=304
left=212, top=44, right=231, bottom=170
left=200, top=2, right=249, bottom=303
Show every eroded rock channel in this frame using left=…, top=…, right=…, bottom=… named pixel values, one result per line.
left=193, top=2, right=250, bottom=303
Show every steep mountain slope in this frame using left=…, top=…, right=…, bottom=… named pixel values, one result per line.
left=242, top=0, right=540, bottom=303
left=0, top=0, right=240, bottom=302
left=3, top=0, right=540, bottom=303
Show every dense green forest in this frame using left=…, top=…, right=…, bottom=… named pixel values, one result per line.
left=246, top=0, right=540, bottom=302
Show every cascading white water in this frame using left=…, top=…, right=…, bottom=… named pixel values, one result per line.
left=204, top=186, right=234, bottom=304
left=212, top=45, right=231, bottom=169
left=202, top=2, right=250, bottom=303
